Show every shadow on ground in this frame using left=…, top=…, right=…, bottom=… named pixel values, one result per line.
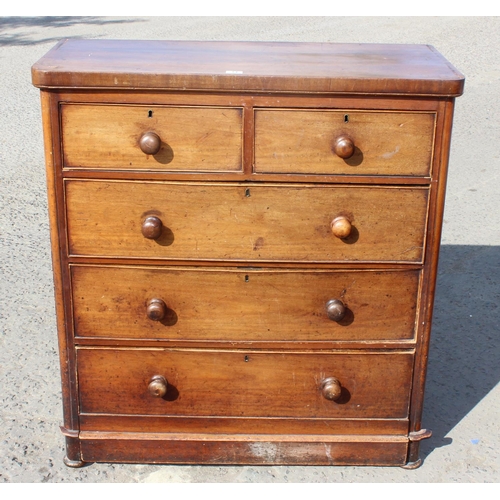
left=420, top=245, right=500, bottom=460
left=0, top=17, right=143, bottom=46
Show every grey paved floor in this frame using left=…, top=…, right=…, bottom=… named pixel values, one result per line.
left=0, top=17, right=499, bottom=483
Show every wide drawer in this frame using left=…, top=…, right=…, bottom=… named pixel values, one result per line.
left=254, top=109, right=435, bottom=176
left=61, top=104, right=243, bottom=171
left=65, top=180, right=429, bottom=263
left=77, top=348, right=413, bottom=419
left=71, top=265, right=420, bottom=342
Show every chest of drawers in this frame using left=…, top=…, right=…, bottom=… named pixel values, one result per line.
left=32, top=40, right=464, bottom=468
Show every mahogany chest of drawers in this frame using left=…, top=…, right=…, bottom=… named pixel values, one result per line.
left=32, top=40, right=464, bottom=468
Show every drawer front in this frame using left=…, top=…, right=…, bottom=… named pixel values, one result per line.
left=77, top=348, right=413, bottom=418
left=71, top=266, right=420, bottom=342
left=61, top=104, right=243, bottom=171
left=65, top=180, right=429, bottom=263
left=254, top=109, right=435, bottom=176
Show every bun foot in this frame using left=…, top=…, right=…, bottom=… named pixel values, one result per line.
left=400, top=458, right=422, bottom=469
left=63, top=456, right=86, bottom=468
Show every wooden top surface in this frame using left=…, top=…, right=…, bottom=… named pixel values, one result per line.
left=31, top=39, right=464, bottom=96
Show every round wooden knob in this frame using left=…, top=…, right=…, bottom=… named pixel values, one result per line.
left=139, top=131, right=162, bottom=155
left=148, top=375, right=168, bottom=398
left=141, top=216, right=163, bottom=239
left=326, top=299, right=346, bottom=322
left=320, top=377, right=342, bottom=401
left=333, top=135, right=355, bottom=159
left=147, top=298, right=167, bottom=321
left=331, top=216, right=352, bottom=239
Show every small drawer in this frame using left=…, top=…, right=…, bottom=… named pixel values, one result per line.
left=71, top=265, right=420, bottom=343
left=254, top=109, right=435, bottom=176
left=65, top=180, right=429, bottom=263
left=61, top=104, right=243, bottom=171
left=77, top=348, right=413, bottom=419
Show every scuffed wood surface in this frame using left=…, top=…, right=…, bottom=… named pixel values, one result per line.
left=71, top=265, right=420, bottom=342
left=255, top=109, right=435, bottom=176
left=32, top=39, right=464, bottom=96
left=65, top=180, right=429, bottom=263
left=77, top=348, right=413, bottom=419
left=62, top=104, right=243, bottom=171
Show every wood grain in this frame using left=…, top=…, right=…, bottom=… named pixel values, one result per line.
left=407, top=99, right=458, bottom=464
left=65, top=180, right=429, bottom=263
left=62, top=104, right=242, bottom=171
left=80, top=433, right=409, bottom=465
left=32, top=40, right=464, bottom=96
left=32, top=40, right=463, bottom=467
left=255, top=109, right=435, bottom=176
left=77, top=348, right=413, bottom=419
left=40, top=90, right=83, bottom=446
left=79, top=414, right=409, bottom=435
left=71, top=265, right=420, bottom=342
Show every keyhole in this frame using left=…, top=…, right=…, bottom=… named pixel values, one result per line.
left=344, top=114, right=349, bottom=123
left=245, top=188, right=251, bottom=197
left=245, top=275, right=249, bottom=282
left=148, top=110, right=153, bottom=118
left=244, top=356, right=250, bottom=362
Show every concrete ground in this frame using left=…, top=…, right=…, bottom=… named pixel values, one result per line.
left=0, top=17, right=499, bottom=483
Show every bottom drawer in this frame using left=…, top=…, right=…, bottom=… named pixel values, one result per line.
left=77, top=348, right=414, bottom=420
